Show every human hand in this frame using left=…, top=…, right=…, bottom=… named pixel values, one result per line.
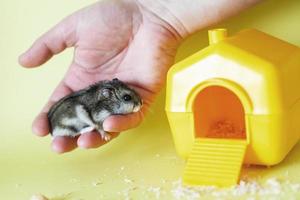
left=19, top=0, right=260, bottom=153
left=19, top=0, right=181, bottom=153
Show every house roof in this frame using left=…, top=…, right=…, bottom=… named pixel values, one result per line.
left=166, top=29, right=300, bottom=114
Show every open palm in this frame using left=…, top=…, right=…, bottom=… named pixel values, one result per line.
left=19, top=0, right=181, bottom=153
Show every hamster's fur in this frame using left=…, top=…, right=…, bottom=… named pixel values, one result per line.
left=48, top=78, right=142, bottom=141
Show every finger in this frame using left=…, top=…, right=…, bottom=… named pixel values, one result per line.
left=32, top=111, right=51, bottom=137
left=19, top=15, right=77, bottom=68
left=51, top=136, right=78, bottom=154
left=103, top=112, right=143, bottom=132
left=32, top=81, right=73, bottom=136
left=77, top=131, right=120, bottom=149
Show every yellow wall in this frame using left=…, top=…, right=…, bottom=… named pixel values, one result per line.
left=1, top=0, right=300, bottom=199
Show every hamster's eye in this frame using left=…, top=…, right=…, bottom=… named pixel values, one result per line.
left=123, top=94, right=132, bottom=101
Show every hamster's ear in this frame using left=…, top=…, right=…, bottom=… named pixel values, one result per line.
left=101, top=88, right=113, bottom=98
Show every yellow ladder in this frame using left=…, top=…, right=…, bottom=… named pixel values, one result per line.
left=183, top=138, right=247, bottom=186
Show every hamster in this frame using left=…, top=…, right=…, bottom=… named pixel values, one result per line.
left=47, top=78, right=142, bottom=141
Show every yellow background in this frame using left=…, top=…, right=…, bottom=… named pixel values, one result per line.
left=1, top=0, right=300, bottom=199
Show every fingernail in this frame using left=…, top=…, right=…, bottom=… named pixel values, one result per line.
left=103, top=122, right=114, bottom=132
left=77, top=140, right=85, bottom=148
left=51, top=143, right=65, bottom=154
left=32, top=125, right=48, bottom=137
left=18, top=53, right=26, bottom=63
left=32, top=126, right=42, bottom=136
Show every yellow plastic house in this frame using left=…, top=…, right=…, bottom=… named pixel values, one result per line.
left=165, top=29, right=300, bottom=186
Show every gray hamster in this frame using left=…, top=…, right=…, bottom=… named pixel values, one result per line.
left=48, top=78, right=143, bottom=141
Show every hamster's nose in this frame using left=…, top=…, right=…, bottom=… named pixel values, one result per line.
left=133, top=105, right=141, bottom=113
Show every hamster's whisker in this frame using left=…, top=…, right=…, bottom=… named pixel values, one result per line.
left=146, top=106, right=154, bottom=114
left=142, top=99, right=152, bottom=106
left=139, top=110, right=145, bottom=120
left=142, top=102, right=154, bottom=115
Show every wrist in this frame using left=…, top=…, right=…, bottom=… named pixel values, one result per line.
left=135, top=0, right=188, bottom=39
left=132, top=0, right=184, bottom=44
left=135, top=0, right=261, bottom=38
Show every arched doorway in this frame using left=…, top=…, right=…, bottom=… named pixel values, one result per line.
left=193, top=86, right=246, bottom=139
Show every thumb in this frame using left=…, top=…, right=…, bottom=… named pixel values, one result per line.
left=103, top=112, right=144, bottom=133
left=19, top=15, right=77, bottom=68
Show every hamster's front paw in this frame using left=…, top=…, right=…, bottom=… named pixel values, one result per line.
left=103, top=133, right=111, bottom=141
left=98, top=129, right=111, bottom=141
